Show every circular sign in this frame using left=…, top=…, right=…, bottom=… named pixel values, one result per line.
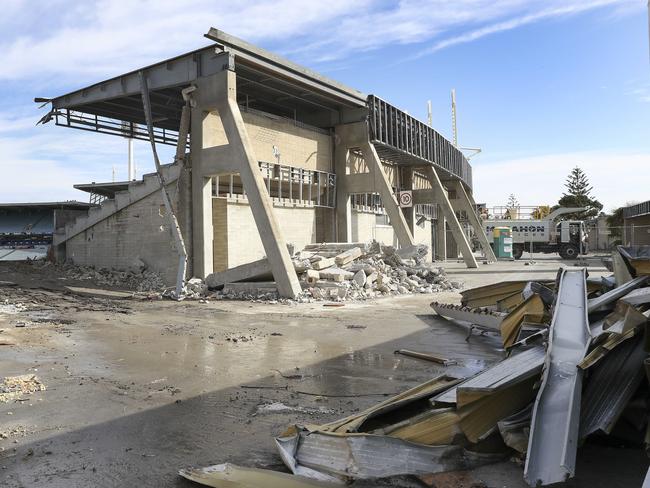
left=399, top=191, right=413, bottom=208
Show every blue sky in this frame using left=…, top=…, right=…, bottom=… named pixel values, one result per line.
left=0, top=0, right=647, bottom=212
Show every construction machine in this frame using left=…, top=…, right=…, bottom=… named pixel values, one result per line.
left=481, top=207, right=589, bottom=260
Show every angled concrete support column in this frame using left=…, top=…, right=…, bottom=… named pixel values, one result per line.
left=449, top=180, right=497, bottom=263
left=422, top=166, right=477, bottom=268
left=190, top=68, right=301, bottom=298
left=361, top=142, right=415, bottom=249
left=215, top=73, right=301, bottom=298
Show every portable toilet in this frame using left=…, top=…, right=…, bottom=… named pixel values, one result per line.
left=493, top=226, right=513, bottom=259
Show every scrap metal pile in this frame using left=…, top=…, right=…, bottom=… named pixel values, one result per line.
left=181, top=245, right=650, bottom=487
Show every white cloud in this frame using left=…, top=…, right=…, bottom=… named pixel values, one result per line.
left=0, top=0, right=638, bottom=81
left=414, top=0, right=625, bottom=57
left=473, top=151, right=650, bottom=212
left=627, top=80, right=650, bottom=103
left=0, top=125, right=168, bottom=202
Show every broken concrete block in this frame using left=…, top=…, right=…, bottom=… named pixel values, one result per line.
left=352, top=270, right=366, bottom=287
left=345, top=263, right=376, bottom=275
left=364, top=272, right=378, bottom=289
left=395, top=244, right=429, bottom=260
left=306, top=269, right=320, bottom=285
left=313, top=280, right=348, bottom=289
left=313, top=257, right=335, bottom=270
left=319, top=268, right=354, bottom=282
left=206, top=258, right=272, bottom=288
left=377, top=273, right=391, bottom=286
left=334, top=247, right=362, bottom=266
left=310, top=287, right=325, bottom=299
left=405, top=278, right=420, bottom=289
left=293, top=259, right=311, bottom=273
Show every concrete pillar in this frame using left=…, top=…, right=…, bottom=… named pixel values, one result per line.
left=215, top=72, right=301, bottom=298
left=334, top=140, right=351, bottom=242
left=435, top=213, right=447, bottom=261
left=189, top=69, right=301, bottom=298
left=401, top=167, right=415, bottom=235
left=361, top=142, right=415, bottom=249
left=190, top=109, right=214, bottom=278
left=449, top=179, right=497, bottom=262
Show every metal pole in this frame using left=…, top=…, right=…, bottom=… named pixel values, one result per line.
left=128, top=138, right=134, bottom=180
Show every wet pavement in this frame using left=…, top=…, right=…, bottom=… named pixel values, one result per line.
left=0, top=255, right=646, bottom=487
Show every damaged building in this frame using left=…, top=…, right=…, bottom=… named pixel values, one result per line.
left=42, top=28, right=495, bottom=297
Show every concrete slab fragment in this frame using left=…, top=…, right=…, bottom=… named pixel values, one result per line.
left=205, top=258, right=272, bottom=288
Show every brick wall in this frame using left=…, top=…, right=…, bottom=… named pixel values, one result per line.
left=209, top=109, right=332, bottom=171
left=224, top=201, right=318, bottom=267
left=351, top=210, right=400, bottom=247
left=65, top=175, right=190, bottom=286
left=212, top=198, right=228, bottom=272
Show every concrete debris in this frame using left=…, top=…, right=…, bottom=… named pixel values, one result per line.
left=333, top=247, right=362, bottom=266
left=201, top=240, right=459, bottom=303
left=0, top=375, right=46, bottom=403
left=312, top=257, right=336, bottom=270
left=205, top=258, right=272, bottom=289
left=254, top=402, right=333, bottom=416
left=32, top=260, right=166, bottom=292
left=62, top=241, right=458, bottom=303
left=0, top=425, right=28, bottom=440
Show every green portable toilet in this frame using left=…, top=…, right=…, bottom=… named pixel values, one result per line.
left=493, top=226, right=513, bottom=259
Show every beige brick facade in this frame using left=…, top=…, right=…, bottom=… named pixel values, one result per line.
left=208, top=109, right=332, bottom=172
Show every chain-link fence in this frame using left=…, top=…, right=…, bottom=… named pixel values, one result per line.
left=588, top=224, right=650, bottom=250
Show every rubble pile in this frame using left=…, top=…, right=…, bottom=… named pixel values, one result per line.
left=211, top=241, right=461, bottom=302
left=295, top=242, right=460, bottom=301
left=0, top=374, right=46, bottom=403
left=33, top=260, right=166, bottom=292
left=181, top=245, right=650, bottom=487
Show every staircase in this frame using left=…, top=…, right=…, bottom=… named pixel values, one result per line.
left=54, top=162, right=182, bottom=246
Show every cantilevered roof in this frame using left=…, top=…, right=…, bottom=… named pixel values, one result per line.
left=0, top=201, right=92, bottom=210
left=45, top=28, right=367, bottom=145
left=74, top=181, right=130, bottom=199
left=43, top=27, right=473, bottom=189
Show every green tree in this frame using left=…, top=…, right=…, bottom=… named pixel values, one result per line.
left=504, top=193, right=519, bottom=219
left=557, top=167, right=602, bottom=219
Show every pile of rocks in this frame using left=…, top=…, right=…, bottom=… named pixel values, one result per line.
left=293, top=242, right=461, bottom=302
left=207, top=241, right=461, bottom=302
left=33, top=260, right=166, bottom=292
